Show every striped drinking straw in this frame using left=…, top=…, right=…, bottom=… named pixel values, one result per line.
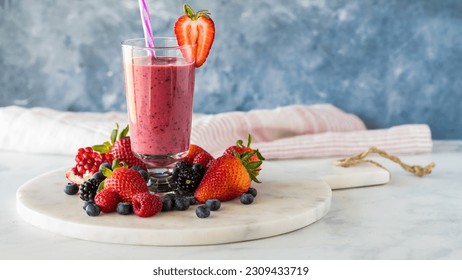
left=138, top=0, right=155, bottom=56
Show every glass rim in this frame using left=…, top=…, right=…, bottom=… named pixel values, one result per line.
left=121, top=37, right=195, bottom=51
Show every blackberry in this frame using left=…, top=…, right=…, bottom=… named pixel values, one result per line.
left=191, top=164, right=206, bottom=176
left=172, top=161, right=192, bottom=177
left=79, top=178, right=101, bottom=202
left=171, top=161, right=204, bottom=196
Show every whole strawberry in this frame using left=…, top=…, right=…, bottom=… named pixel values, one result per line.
left=194, top=151, right=263, bottom=204
left=94, top=188, right=120, bottom=213
left=183, top=144, right=211, bottom=164
left=102, top=164, right=149, bottom=202
left=93, top=123, right=147, bottom=169
left=132, top=192, right=162, bottom=218
left=192, top=151, right=214, bottom=169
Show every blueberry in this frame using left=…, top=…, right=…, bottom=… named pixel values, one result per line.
left=85, top=203, right=101, bottom=216
left=205, top=199, right=221, bottom=211
left=240, top=193, right=254, bottom=205
left=99, top=162, right=112, bottom=172
left=82, top=200, right=92, bottom=210
left=116, top=202, right=133, bottom=215
left=247, top=187, right=258, bottom=198
left=130, top=165, right=143, bottom=171
left=195, top=205, right=210, bottom=218
left=174, top=196, right=190, bottom=211
left=163, top=193, right=176, bottom=200
left=161, top=196, right=174, bottom=212
left=138, top=169, right=149, bottom=182
left=64, top=183, right=79, bottom=195
left=187, top=196, right=197, bottom=205
left=92, top=171, right=105, bottom=182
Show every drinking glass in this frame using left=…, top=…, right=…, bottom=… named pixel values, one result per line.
left=121, top=37, right=195, bottom=191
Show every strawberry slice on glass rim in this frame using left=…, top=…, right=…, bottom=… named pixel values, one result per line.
left=174, top=4, right=215, bottom=67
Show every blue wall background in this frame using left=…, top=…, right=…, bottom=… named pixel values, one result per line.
left=1, top=0, right=461, bottom=139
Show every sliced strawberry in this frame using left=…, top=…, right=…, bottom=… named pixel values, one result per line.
left=174, top=4, right=215, bottom=67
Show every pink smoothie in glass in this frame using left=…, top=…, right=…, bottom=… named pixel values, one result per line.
left=123, top=56, right=195, bottom=157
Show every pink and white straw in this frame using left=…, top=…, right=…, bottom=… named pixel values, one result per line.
left=138, top=0, right=155, bottom=53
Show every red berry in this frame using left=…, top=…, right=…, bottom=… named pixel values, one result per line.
left=174, top=4, right=215, bottom=67
left=104, top=168, right=149, bottom=202
left=192, top=151, right=214, bottom=169
left=132, top=192, right=162, bottom=218
left=94, top=188, right=120, bottom=213
left=69, top=146, right=108, bottom=183
left=110, top=137, right=146, bottom=169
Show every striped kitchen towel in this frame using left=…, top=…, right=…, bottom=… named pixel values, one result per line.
left=0, top=104, right=432, bottom=157
left=191, top=104, right=432, bottom=158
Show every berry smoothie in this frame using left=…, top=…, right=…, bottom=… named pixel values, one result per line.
left=123, top=56, right=195, bottom=161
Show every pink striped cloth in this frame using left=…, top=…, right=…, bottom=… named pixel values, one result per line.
left=191, top=104, right=432, bottom=158
left=0, top=104, right=432, bottom=158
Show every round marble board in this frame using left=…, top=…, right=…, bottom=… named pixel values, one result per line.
left=16, top=160, right=332, bottom=246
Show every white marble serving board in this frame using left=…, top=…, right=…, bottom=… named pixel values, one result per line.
left=16, top=158, right=389, bottom=246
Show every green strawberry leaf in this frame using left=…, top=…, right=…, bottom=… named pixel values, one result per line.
left=92, top=142, right=111, bottom=153
left=249, top=172, right=261, bottom=183
left=232, top=150, right=241, bottom=158
left=112, top=158, right=120, bottom=170
left=101, top=167, right=113, bottom=178
left=110, top=123, right=119, bottom=144
left=97, top=180, right=105, bottom=192
left=246, top=161, right=262, bottom=170
left=241, top=151, right=255, bottom=162
left=255, top=149, right=265, bottom=161
left=120, top=124, right=129, bottom=139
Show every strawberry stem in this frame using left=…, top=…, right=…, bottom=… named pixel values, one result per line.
left=247, top=134, right=252, bottom=147
left=183, top=4, right=211, bottom=20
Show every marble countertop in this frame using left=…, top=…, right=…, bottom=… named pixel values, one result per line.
left=1, top=140, right=461, bottom=260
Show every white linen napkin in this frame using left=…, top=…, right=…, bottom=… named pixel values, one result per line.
left=0, top=104, right=432, bottom=157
